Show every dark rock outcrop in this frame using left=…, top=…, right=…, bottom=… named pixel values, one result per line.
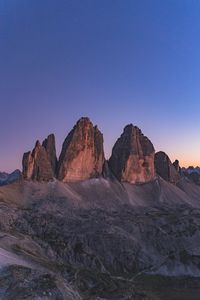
left=42, top=134, right=57, bottom=175
left=57, top=117, right=105, bottom=182
left=155, top=151, right=181, bottom=184
left=22, top=136, right=57, bottom=181
left=109, top=124, right=155, bottom=183
left=173, top=159, right=182, bottom=174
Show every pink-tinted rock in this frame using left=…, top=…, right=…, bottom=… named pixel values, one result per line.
left=22, top=151, right=34, bottom=180
left=57, top=117, right=105, bottom=182
left=109, top=125, right=155, bottom=183
left=22, top=139, right=55, bottom=181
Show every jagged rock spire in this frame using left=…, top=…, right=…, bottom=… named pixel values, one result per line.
left=22, top=134, right=57, bottom=181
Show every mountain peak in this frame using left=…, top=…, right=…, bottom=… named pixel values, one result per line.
left=155, top=151, right=181, bottom=184
left=109, top=125, right=155, bottom=183
left=22, top=135, right=56, bottom=181
left=57, top=118, right=105, bottom=182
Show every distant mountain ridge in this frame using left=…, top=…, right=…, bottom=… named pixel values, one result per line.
left=183, top=166, right=200, bottom=174
left=0, top=170, right=21, bottom=186
left=182, top=166, right=200, bottom=185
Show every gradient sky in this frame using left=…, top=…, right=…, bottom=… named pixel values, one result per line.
left=1, top=0, right=200, bottom=172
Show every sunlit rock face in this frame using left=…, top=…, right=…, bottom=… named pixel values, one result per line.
left=22, top=137, right=56, bottom=181
left=155, top=151, right=181, bottom=184
left=109, top=124, right=155, bottom=183
left=57, top=117, right=105, bottom=182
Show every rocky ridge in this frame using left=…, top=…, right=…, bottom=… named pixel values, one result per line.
left=22, top=118, right=157, bottom=184
left=22, top=117, right=200, bottom=188
left=1, top=117, right=200, bottom=299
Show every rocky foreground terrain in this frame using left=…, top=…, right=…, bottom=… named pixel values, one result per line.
left=0, top=117, right=200, bottom=300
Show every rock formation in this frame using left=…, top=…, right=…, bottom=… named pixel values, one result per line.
left=57, top=117, right=105, bottom=182
left=4, top=118, right=200, bottom=299
left=42, top=134, right=57, bottom=175
left=109, top=124, right=155, bottom=183
left=22, top=135, right=57, bottom=181
left=173, top=159, right=181, bottom=174
left=155, top=151, right=181, bottom=184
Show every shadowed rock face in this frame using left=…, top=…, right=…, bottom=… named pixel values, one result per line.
left=57, top=117, right=105, bottom=182
left=22, top=139, right=56, bottom=181
left=42, top=134, right=57, bottom=175
left=173, top=159, right=181, bottom=174
left=155, top=151, right=181, bottom=184
left=109, top=124, right=155, bottom=183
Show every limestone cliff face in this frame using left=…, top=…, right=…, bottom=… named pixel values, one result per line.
left=22, top=152, right=34, bottom=180
left=42, top=134, right=57, bottom=175
left=155, top=151, right=181, bottom=184
left=57, top=117, right=105, bottom=182
left=109, top=125, right=155, bottom=183
left=22, top=135, right=57, bottom=181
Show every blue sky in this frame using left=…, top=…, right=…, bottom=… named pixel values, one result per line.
left=1, top=0, right=200, bottom=171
